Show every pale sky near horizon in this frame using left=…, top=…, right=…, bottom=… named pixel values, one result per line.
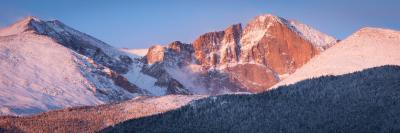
left=0, top=0, right=399, bottom=48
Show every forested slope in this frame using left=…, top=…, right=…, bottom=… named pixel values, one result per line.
left=103, top=65, right=400, bottom=133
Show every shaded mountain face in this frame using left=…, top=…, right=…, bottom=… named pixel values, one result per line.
left=102, top=65, right=400, bottom=133
left=0, top=17, right=156, bottom=116
left=144, top=14, right=337, bottom=94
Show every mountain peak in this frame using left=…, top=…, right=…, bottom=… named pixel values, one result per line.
left=0, top=16, right=68, bottom=37
left=243, top=14, right=283, bottom=33
left=254, top=14, right=279, bottom=21
left=22, top=16, right=42, bottom=22
left=355, top=27, right=400, bottom=36
left=0, top=16, right=44, bottom=36
left=12, top=16, right=43, bottom=28
left=249, top=14, right=283, bottom=25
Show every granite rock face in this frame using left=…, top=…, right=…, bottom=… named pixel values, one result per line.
left=143, top=14, right=337, bottom=94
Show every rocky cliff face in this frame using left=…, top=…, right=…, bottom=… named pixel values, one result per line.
left=193, top=24, right=242, bottom=67
left=144, top=14, right=337, bottom=94
left=239, top=15, right=320, bottom=75
left=143, top=41, right=196, bottom=94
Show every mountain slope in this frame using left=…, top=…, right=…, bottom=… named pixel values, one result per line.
left=0, top=95, right=206, bottom=132
left=273, top=27, right=400, bottom=88
left=0, top=16, right=132, bottom=74
left=0, top=14, right=338, bottom=115
left=0, top=17, right=155, bottom=116
left=102, top=65, right=400, bottom=133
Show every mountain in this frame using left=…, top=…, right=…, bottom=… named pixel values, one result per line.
left=0, top=95, right=205, bottom=132
left=143, top=14, right=337, bottom=94
left=0, top=14, right=337, bottom=115
left=0, top=16, right=162, bottom=115
left=102, top=65, right=400, bottom=133
left=273, top=27, right=400, bottom=88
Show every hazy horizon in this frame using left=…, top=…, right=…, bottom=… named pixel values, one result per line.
left=1, top=0, right=399, bottom=48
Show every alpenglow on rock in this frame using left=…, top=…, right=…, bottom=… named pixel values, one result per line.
left=144, top=14, right=338, bottom=94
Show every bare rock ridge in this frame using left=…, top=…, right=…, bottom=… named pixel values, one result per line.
left=193, top=24, right=242, bottom=66
left=145, top=14, right=338, bottom=93
left=143, top=41, right=195, bottom=95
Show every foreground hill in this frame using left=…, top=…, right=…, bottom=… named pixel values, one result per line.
left=102, top=65, right=400, bottom=133
left=0, top=95, right=205, bottom=132
left=273, top=27, right=400, bottom=88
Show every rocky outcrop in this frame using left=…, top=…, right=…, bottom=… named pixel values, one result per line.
left=239, top=15, right=320, bottom=75
left=193, top=24, right=242, bottom=67
left=146, top=45, right=165, bottom=65
left=141, top=63, right=190, bottom=95
left=225, top=64, right=279, bottom=93
left=142, top=14, right=337, bottom=94
left=143, top=41, right=194, bottom=94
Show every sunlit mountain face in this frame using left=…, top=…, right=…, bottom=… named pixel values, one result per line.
left=0, top=1, right=399, bottom=132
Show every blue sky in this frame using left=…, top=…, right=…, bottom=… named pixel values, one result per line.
left=0, top=0, right=399, bottom=48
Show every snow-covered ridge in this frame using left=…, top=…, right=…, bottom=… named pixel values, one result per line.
left=288, top=20, right=337, bottom=50
left=273, top=27, right=400, bottom=88
left=0, top=16, right=134, bottom=74
left=0, top=16, right=124, bottom=59
left=0, top=16, right=40, bottom=36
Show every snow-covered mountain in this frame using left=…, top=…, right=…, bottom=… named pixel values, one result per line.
left=143, top=14, right=338, bottom=94
left=0, top=14, right=338, bottom=115
left=0, top=16, right=163, bottom=115
left=273, top=27, right=400, bottom=88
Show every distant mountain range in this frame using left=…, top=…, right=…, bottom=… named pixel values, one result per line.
left=0, top=13, right=399, bottom=133
left=0, top=14, right=339, bottom=115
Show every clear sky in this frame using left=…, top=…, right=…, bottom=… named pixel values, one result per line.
left=0, top=0, right=399, bottom=48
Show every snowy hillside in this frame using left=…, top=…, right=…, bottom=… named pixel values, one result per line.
left=0, top=17, right=162, bottom=116
left=288, top=20, right=337, bottom=50
left=0, top=33, right=135, bottom=116
left=273, top=27, right=400, bottom=88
